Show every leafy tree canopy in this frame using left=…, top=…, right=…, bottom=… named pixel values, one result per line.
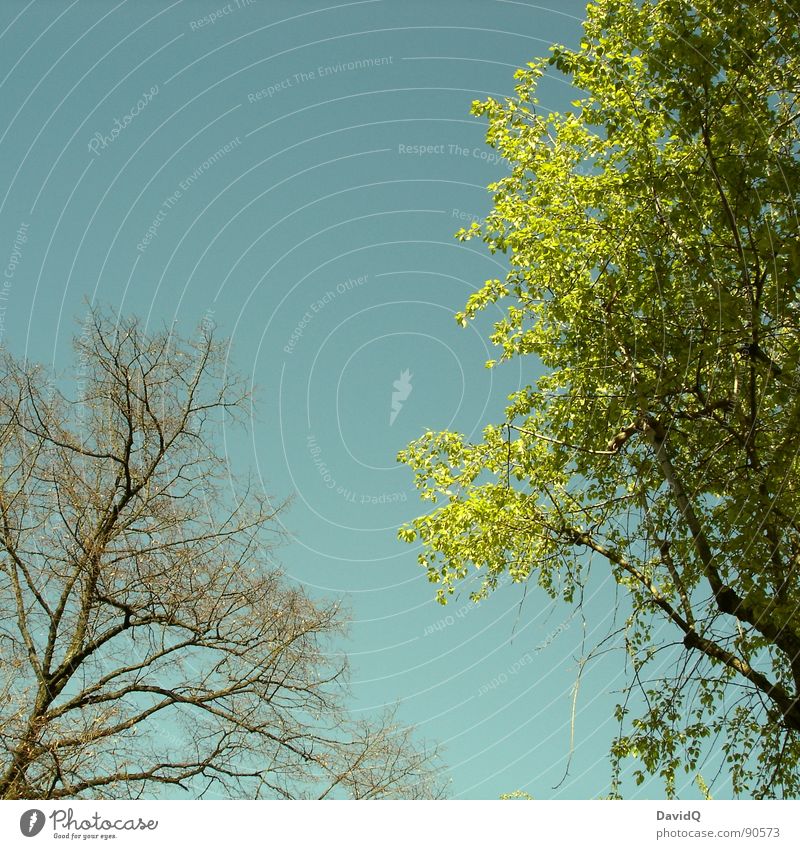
left=399, top=0, right=800, bottom=798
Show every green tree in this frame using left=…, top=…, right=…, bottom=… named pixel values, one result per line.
left=0, top=308, right=443, bottom=799
left=399, top=0, right=800, bottom=798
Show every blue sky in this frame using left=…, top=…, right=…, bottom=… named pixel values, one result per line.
left=0, top=0, right=696, bottom=799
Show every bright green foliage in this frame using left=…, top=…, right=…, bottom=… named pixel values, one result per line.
left=399, top=0, right=800, bottom=798
left=499, top=790, right=535, bottom=800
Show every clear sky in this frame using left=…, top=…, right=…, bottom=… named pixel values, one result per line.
left=0, top=0, right=688, bottom=799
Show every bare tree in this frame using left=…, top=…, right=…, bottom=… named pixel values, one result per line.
left=0, top=308, right=443, bottom=800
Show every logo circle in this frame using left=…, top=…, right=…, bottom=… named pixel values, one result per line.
left=19, top=810, right=45, bottom=837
